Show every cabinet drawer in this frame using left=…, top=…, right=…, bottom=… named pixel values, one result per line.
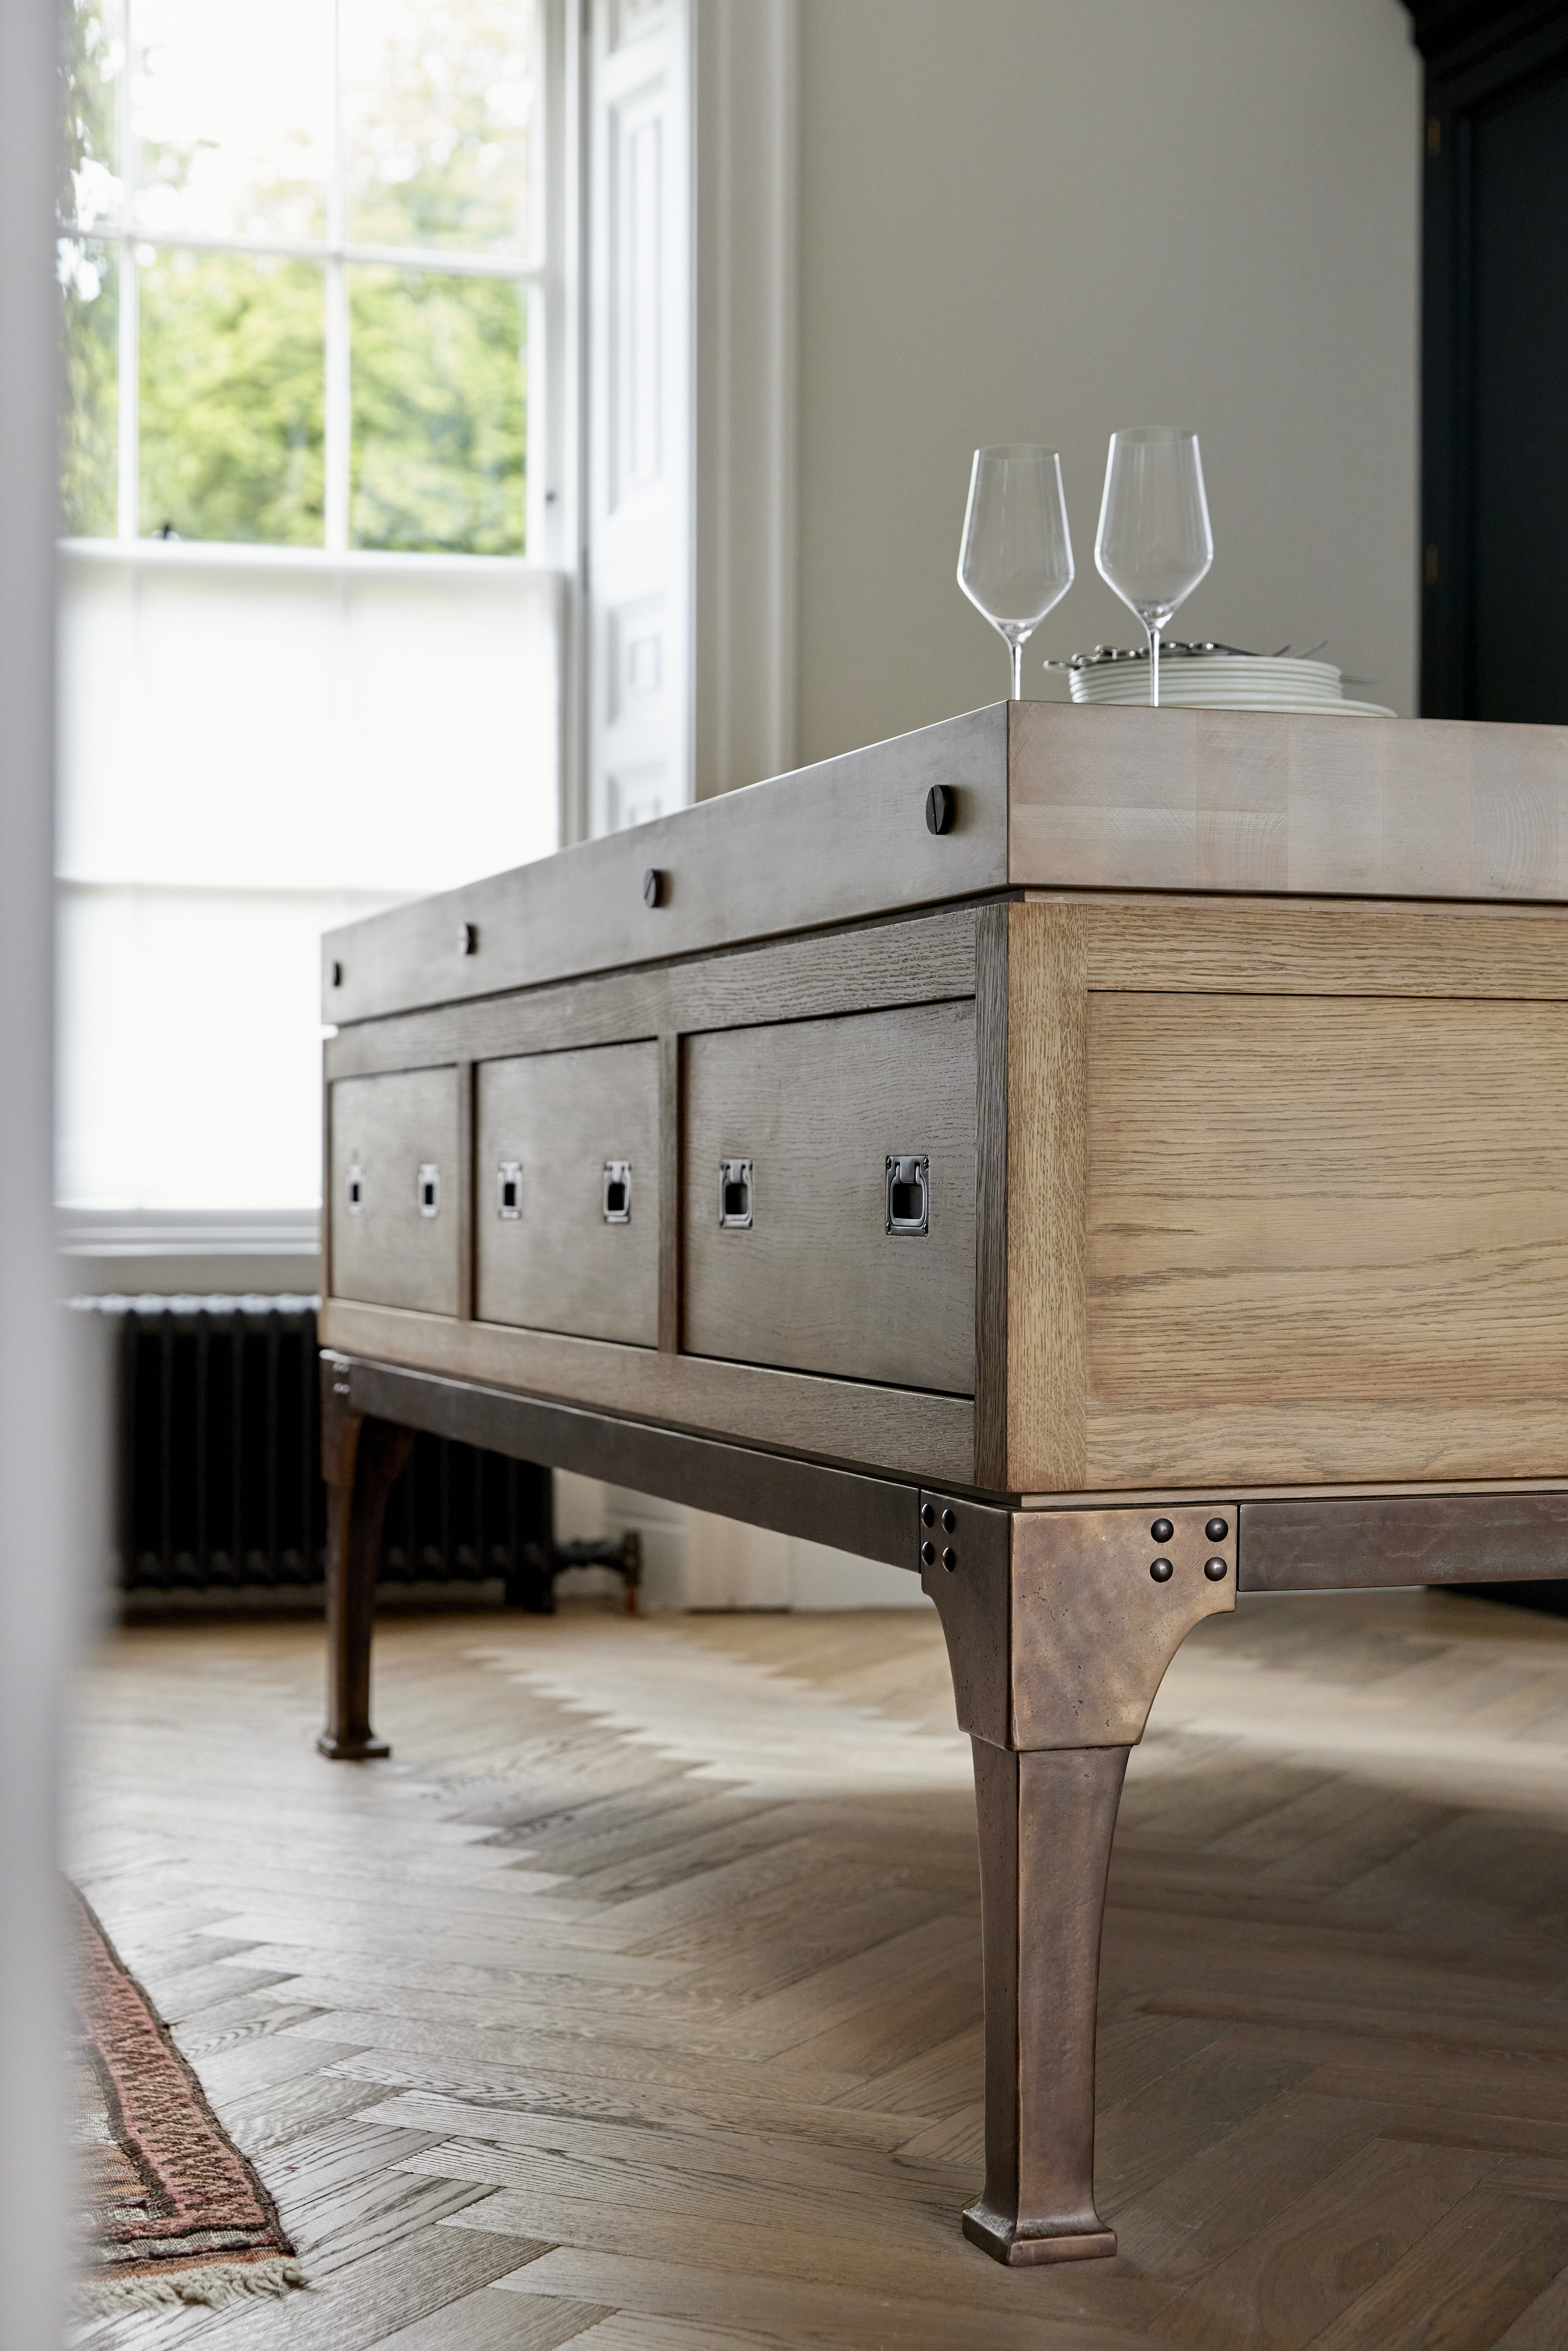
left=682, top=1002, right=975, bottom=1392
left=476, top=1042, right=659, bottom=1344
left=329, top=1067, right=460, bottom=1315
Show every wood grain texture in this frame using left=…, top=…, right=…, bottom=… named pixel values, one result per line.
left=1077, top=898, right=1568, bottom=997
left=324, top=907, right=979, bottom=1083
left=1088, top=993, right=1568, bottom=1410
left=1004, top=904, right=1087, bottom=1492
left=324, top=707, right=1006, bottom=1024
left=475, top=1045, right=659, bottom=1347
left=973, top=906, right=1010, bottom=1488
left=1008, top=701, right=1568, bottom=901
left=316, top=1296, right=975, bottom=1486
left=681, top=1004, right=977, bottom=1396
left=1081, top=1402, right=1568, bottom=1490
left=326, top=699, right=1568, bottom=1033
left=329, top=1069, right=462, bottom=1318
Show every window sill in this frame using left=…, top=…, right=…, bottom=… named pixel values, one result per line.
left=58, top=1210, right=321, bottom=1299
left=58, top=537, right=568, bottom=581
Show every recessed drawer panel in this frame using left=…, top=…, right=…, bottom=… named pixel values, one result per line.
left=476, top=1043, right=659, bottom=1345
left=682, top=1003, right=975, bottom=1392
left=329, top=1067, right=460, bottom=1315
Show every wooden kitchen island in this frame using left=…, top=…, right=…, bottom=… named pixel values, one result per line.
left=316, top=698, right=1568, bottom=2265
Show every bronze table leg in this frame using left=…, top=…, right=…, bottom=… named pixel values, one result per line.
left=923, top=1492, right=1237, bottom=2263
left=317, top=1366, right=413, bottom=1761
left=964, top=1740, right=1127, bottom=2263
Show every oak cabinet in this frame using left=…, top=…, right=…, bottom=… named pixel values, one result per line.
left=315, top=696, right=1568, bottom=2275
left=318, top=701, right=1568, bottom=1494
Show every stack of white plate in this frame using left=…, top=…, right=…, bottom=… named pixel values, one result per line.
left=1068, top=652, right=1393, bottom=718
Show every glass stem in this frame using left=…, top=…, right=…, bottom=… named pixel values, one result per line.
left=1148, top=621, right=1161, bottom=708
left=1009, top=638, right=1023, bottom=701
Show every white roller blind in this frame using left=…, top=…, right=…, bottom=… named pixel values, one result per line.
left=57, top=548, right=562, bottom=1210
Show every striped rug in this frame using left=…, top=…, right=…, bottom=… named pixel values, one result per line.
left=70, top=1889, right=305, bottom=2314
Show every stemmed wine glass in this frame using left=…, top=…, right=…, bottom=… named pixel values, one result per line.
left=1094, top=428, right=1213, bottom=706
left=957, top=446, right=1074, bottom=699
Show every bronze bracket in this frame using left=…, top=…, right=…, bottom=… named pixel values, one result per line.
left=921, top=1496, right=1236, bottom=1750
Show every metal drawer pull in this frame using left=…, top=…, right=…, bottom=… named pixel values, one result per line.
left=719, top=1157, right=753, bottom=1228
left=346, top=1162, right=364, bottom=1214
left=886, top=1155, right=929, bottom=1235
left=603, top=1159, right=632, bottom=1223
left=497, top=1160, right=521, bottom=1218
left=417, top=1163, right=440, bottom=1218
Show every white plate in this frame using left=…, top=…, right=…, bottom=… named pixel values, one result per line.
left=1072, top=680, right=1342, bottom=706
left=1068, top=683, right=1394, bottom=717
left=1070, top=654, right=1343, bottom=686
left=1073, top=686, right=1342, bottom=705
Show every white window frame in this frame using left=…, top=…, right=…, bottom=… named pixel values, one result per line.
left=55, top=0, right=581, bottom=1279
left=58, top=0, right=569, bottom=570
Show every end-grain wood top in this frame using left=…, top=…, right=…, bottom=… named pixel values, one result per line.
left=323, top=701, right=1568, bottom=1026
left=1008, top=701, right=1568, bottom=900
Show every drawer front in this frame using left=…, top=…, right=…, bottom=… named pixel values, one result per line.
left=329, top=1067, right=460, bottom=1315
left=682, top=1002, right=975, bottom=1392
left=476, top=1042, right=659, bottom=1344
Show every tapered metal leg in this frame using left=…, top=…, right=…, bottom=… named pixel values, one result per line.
left=963, top=1738, right=1128, bottom=2265
left=317, top=1371, right=412, bottom=1761
left=919, top=1489, right=1235, bottom=2263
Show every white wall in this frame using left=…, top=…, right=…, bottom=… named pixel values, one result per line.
left=794, top=0, right=1422, bottom=761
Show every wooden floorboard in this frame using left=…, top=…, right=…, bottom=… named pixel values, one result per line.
left=66, top=1586, right=1568, bottom=2348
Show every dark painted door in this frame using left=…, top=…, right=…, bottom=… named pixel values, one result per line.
left=1470, top=61, right=1568, bottom=720
left=1413, top=0, right=1568, bottom=718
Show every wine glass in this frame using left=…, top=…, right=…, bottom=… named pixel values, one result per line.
left=1094, top=428, right=1213, bottom=706
left=956, top=446, right=1074, bottom=700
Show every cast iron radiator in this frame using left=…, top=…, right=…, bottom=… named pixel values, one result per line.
left=77, top=1295, right=556, bottom=1600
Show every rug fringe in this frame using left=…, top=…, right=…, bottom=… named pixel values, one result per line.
left=74, top=2256, right=307, bottom=2315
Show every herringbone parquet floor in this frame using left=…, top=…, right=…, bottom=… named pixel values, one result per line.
left=66, top=1585, right=1568, bottom=2349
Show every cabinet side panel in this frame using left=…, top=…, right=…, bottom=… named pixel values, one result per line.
left=1083, top=991, right=1568, bottom=1483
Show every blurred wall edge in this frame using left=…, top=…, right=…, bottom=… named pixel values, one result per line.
left=0, top=0, right=75, bottom=2341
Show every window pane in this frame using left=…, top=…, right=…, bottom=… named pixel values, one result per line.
left=349, top=267, right=526, bottom=553
left=59, top=240, right=119, bottom=537
left=343, top=0, right=536, bottom=256
left=62, top=0, right=125, bottom=229
left=132, top=0, right=331, bottom=242
left=139, top=248, right=324, bottom=545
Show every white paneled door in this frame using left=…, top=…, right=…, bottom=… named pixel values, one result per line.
left=585, top=0, right=692, bottom=837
